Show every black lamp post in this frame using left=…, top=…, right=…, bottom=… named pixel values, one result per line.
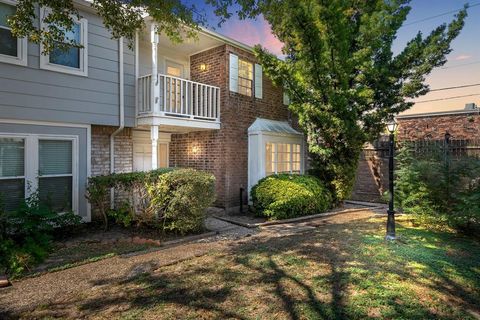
left=386, top=119, right=398, bottom=240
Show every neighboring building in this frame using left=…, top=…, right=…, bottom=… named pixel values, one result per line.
left=0, top=0, right=304, bottom=220
left=351, top=103, right=480, bottom=203
left=396, top=103, right=480, bottom=141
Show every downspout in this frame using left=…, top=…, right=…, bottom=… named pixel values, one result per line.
left=110, top=36, right=125, bottom=209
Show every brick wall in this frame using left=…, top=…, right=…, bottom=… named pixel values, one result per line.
left=350, top=142, right=389, bottom=203
left=91, top=125, right=133, bottom=176
left=169, top=44, right=293, bottom=210
left=397, top=111, right=480, bottom=141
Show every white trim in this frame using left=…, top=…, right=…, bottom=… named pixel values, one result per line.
left=397, top=109, right=480, bottom=119
left=39, top=7, right=88, bottom=77
left=0, top=119, right=91, bottom=222
left=0, top=0, right=28, bottom=66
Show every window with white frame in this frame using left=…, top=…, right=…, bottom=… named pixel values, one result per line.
left=238, top=59, right=253, bottom=97
left=266, top=142, right=302, bottom=175
left=0, top=135, right=77, bottom=212
left=0, top=0, right=27, bottom=66
left=0, top=137, right=25, bottom=211
left=40, top=8, right=88, bottom=76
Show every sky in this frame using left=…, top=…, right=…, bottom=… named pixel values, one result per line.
left=194, top=0, right=480, bottom=115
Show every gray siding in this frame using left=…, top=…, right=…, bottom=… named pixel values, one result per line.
left=0, top=8, right=135, bottom=127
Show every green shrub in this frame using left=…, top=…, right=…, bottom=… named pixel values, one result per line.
left=395, top=143, right=480, bottom=234
left=0, top=193, right=81, bottom=276
left=251, top=174, right=332, bottom=220
left=86, top=168, right=216, bottom=234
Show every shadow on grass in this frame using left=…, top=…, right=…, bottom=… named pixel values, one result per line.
left=2, top=215, right=480, bottom=319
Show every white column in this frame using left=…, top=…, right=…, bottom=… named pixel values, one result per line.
left=150, top=23, right=160, bottom=114
left=151, top=125, right=159, bottom=169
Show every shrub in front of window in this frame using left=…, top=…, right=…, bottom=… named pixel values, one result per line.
left=251, top=174, right=332, bottom=220
left=0, top=192, right=81, bottom=277
left=86, top=168, right=216, bottom=234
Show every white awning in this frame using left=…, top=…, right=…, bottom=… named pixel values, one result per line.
left=248, top=118, right=302, bottom=135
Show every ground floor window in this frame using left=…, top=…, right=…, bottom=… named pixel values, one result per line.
left=266, top=142, right=302, bottom=175
left=0, top=135, right=76, bottom=212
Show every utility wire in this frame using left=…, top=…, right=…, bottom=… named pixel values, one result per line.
left=403, top=2, right=480, bottom=27
left=430, top=83, right=480, bottom=92
left=440, top=60, right=480, bottom=70
left=415, top=93, right=480, bottom=104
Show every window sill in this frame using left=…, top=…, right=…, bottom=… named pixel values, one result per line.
left=0, top=53, right=27, bottom=67
left=39, top=62, right=88, bottom=77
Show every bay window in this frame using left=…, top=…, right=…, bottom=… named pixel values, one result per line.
left=0, top=0, right=27, bottom=66
left=266, top=142, right=302, bottom=175
left=0, top=134, right=77, bottom=213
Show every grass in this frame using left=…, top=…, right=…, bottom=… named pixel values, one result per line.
left=13, top=214, right=480, bottom=319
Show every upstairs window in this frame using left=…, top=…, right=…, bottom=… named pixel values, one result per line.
left=40, top=8, right=88, bottom=76
left=238, top=59, right=253, bottom=97
left=0, top=0, right=27, bottom=66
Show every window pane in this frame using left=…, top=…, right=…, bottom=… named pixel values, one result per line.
left=0, top=2, right=15, bottom=27
left=39, top=140, right=72, bottom=175
left=49, top=45, right=80, bottom=68
left=0, top=138, right=24, bottom=177
left=0, top=27, right=17, bottom=57
left=167, top=66, right=181, bottom=77
left=0, top=178, right=24, bottom=212
left=39, top=176, right=72, bottom=212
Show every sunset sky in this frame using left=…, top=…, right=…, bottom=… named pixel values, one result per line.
left=198, top=0, right=480, bottom=115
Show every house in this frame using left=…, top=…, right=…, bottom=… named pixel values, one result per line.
left=396, top=103, right=480, bottom=140
left=0, top=0, right=306, bottom=221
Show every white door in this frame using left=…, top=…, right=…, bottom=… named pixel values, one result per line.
left=133, top=143, right=168, bottom=172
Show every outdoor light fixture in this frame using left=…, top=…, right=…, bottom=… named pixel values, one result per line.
left=191, top=145, right=200, bottom=155
left=386, top=119, right=398, bottom=134
left=200, top=63, right=207, bottom=71
left=385, top=118, right=398, bottom=240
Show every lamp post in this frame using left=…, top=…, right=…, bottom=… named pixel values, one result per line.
left=385, top=119, right=398, bottom=240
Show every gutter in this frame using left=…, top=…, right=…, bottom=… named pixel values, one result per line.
left=110, top=37, right=125, bottom=209
left=398, top=109, right=480, bottom=119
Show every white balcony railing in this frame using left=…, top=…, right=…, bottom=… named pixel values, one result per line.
left=138, top=73, right=220, bottom=122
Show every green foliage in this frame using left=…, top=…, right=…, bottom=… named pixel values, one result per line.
left=395, top=143, right=480, bottom=234
left=0, top=193, right=81, bottom=276
left=7, top=0, right=235, bottom=53
left=251, top=174, right=332, bottom=220
left=86, top=168, right=216, bottom=235
left=148, top=169, right=216, bottom=234
left=241, top=0, right=468, bottom=202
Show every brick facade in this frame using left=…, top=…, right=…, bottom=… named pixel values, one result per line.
left=169, top=44, right=292, bottom=210
left=91, top=125, right=133, bottom=176
left=397, top=111, right=480, bottom=141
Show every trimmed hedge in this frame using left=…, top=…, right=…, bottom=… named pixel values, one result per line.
left=251, top=174, right=332, bottom=220
left=86, top=168, right=215, bottom=234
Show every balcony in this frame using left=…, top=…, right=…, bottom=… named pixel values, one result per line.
left=137, top=73, right=221, bottom=132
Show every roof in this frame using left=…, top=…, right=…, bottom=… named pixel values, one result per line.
left=248, top=118, right=302, bottom=135
left=397, top=108, right=480, bottom=120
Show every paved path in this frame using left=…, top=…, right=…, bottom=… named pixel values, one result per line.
left=0, top=210, right=375, bottom=317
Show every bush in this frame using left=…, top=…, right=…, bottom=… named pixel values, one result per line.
left=251, top=174, right=332, bottom=220
left=0, top=193, right=81, bottom=276
left=395, top=143, right=480, bottom=234
left=86, top=168, right=216, bottom=234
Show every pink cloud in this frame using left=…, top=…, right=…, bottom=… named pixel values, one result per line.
left=220, top=16, right=284, bottom=57
left=454, top=54, right=472, bottom=61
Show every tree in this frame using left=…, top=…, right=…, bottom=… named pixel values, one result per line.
left=241, top=0, right=467, bottom=201
left=8, top=0, right=233, bottom=52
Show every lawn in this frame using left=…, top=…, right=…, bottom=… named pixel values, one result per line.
left=7, top=213, right=480, bottom=319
